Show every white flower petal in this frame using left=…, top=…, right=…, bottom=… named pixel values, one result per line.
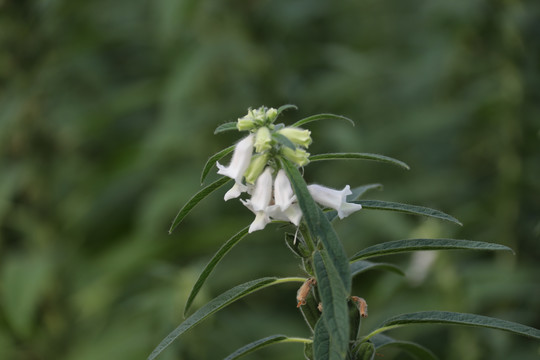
left=224, top=182, right=247, bottom=201
left=251, top=167, right=273, bottom=212
left=249, top=211, right=271, bottom=233
left=267, top=203, right=303, bottom=226
left=216, top=134, right=254, bottom=182
left=308, top=184, right=361, bottom=219
left=274, top=169, right=295, bottom=211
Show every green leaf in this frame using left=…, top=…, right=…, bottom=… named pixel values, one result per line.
left=184, top=226, right=250, bottom=316
left=350, top=260, right=404, bottom=277
left=348, top=184, right=383, bottom=201
left=169, top=176, right=232, bottom=234
left=376, top=311, right=540, bottom=340
left=277, top=104, right=298, bottom=116
left=223, top=334, right=311, bottom=360
left=313, top=250, right=350, bottom=360
left=313, top=318, right=331, bottom=360
left=148, top=277, right=305, bottom=360
left=304, top=342, right=314, bottom=360
left=355, top=200, right=462, bottom=226
left=371, top=334, right=438, bottom=360
left=273, top=132, right=296, bottom=150
left=309, top=153, right=409, bottom=170
left=291, top=113, right=355, bottom=128
left=214, top=122, right=237, bottom=134
left=281, top=157, right=351, bottom=291
left=299, top=291, right=322, bottom=332
left=354, top=341, right=375, bottom=360
left=200, top=145, right=235, bottom=184
left=351, top=239, right=514, bottom=261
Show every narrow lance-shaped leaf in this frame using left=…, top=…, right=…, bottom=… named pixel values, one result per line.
left=291, top=113, right=355, bottom=128
left=355, top=200, right=462, bottom=226
left=372, top=311, right=540, bottom=340
left=214, top=122, right=238, bottom=134
left=281, top=157, right=351, bottom=291
left=370, top=334, right=438, bottom=360
left=200, top=145, right=235, bottom=184
left=313, top=318, right=331, bottom=360
left=350, top=260, right=404, bottom=278
left=310, top=153, right=410, bottom=170
left=169, top=176, right=232, bottom=234
left=313, top=250, right=350, bottom=360
left=184, top=226, right=250, bottom=316
left=348, top=184, right=383, bottom=201
left=148, top=277, right=306, bottom=360
left=277, top=104, right=298, bottom=116
left=351, top=239, right=514, bottom=261
left=224, top=335, right=311, bottom=360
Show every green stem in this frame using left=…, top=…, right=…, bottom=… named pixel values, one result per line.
left=361, top=325, right=402, bottom=342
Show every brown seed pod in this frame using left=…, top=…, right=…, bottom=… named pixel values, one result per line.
left=350, top=296, right=368, bottom=318
left=296, top=277, right=316, bottom=308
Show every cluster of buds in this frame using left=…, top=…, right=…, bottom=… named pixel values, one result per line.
left=217, top=106, right=362, bottom=233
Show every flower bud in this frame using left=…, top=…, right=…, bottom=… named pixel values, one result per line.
left=277, top=127, right=312, bottom=148
left=281, top=147, right=310, bottom=167
left=266, top=108, right=278, bottom=123
left=237, top=115, right=256, bottom=131
left=244, top=153, right=269, bottom=184
left=254, top=126, right=272, bottom=153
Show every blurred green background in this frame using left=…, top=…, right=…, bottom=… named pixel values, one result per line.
left=1, top=0, right=539, bottom=359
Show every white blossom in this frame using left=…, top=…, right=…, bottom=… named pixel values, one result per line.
left=307, top=184, right=362, bottom=219
left=216, top=134, right=254, bottom=183
left=274, top=169, right=295, bottom=211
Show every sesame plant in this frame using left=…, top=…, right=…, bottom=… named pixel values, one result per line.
left=149, top=106, right=540, bottom=360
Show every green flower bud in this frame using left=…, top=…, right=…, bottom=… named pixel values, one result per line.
left=237, top=115, right=256, bottom=131
left=254, top=126, right=272, bottom=153
left=281, top=146, right=310, bottom=167
left=277, top=127, right=312, bottom=148
left=244, top=153, right=270, bottom=184
left=266, top=108, right=278, bottom=122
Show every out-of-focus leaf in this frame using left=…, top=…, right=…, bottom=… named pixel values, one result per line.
left=184, top=226, right=250, bottom=316
left=309, top=153, right=409, bottom=170
left=350, top=260, right=404, bottom=277
left=373, top=311, right=540, bottom=340
left=169, top=176, right=232, bottom=234
left=214, top=122, right=237, bottom=134
left=371, top=334, right=438, bottom=360
left=351, top=239, right=514, bottom=261
left=291, top=113, right=355, bottom=128
left=313, top=250, right=349, bottom=360
left=354, top=200, right=462, bottom=226
left=200, top=145, right=235, bottom=184
left=1, top=253, right=52, bottom=338
left=224, top=334, right=310, bottom=360
left=147, top=277, right=305, bottom=360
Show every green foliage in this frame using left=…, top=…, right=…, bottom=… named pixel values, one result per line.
left=2, top=0, right=539, bottom=359
left=351, top=239, right=514, bottom=261
left=309, top=153, right=410, bottom=170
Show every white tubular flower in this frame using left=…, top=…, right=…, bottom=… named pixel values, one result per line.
left=217, top=134, right=254, bottom=182
left=250, top=167, right=273, bottom=212
left=274, top=169, right=295, bottom=211
left=224, top=182, right=247, bottom=201
left=307, top=184, right=362, bottom=219
left=267, top=203, right=303, bottom=226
